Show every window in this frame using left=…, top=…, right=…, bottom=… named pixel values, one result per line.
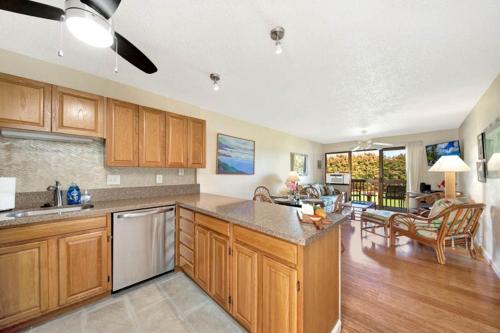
left=326, top=152, right=349, bottom=173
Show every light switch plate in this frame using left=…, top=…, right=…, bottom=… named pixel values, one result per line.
left=156, top=175, right=163, bottom=184
left=107, top=175, right=121, bottom=185
left=178, top=168, right=185, bottom=176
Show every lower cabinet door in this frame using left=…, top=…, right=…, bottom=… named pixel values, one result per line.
left=231, top=243, right=258, bottom=333
left=194, top=225, right=210, bottom=290
left=262, top=256, right=298, bottom=333
left=0, top=241, right=49, bottom=329
left=210, top=232, right=230, bottom=310
left=58, top=230, right=108, bottom=306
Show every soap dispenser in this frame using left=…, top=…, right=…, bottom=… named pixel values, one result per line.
left=67, top=183, right=81, bottom=205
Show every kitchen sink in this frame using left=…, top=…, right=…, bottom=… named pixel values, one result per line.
left=4, top=204, right=94, bottom=218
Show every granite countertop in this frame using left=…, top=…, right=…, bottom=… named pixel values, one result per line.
left=0, top=193, right=346, bottom=245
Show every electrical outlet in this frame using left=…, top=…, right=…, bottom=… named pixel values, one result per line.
left=178, top=168, right=185, bottom=176
left=156, top=174, right=163, bottom=184
left=107, top=175, right=121, bottom=185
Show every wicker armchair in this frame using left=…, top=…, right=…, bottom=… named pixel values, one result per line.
left=389, top=203, right=485, bottom=264
left=253, top=186, right=274, bottom=203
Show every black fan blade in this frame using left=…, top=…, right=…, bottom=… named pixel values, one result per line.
left=112, top=32, right=157, bottom=74
left=0, top=0, right=64, bottom=21
left=81, top=0, right=121, bottom=19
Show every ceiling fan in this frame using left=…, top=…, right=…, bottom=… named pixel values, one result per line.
left=0, top=0, right=157, bottom=74
left=350, top=130, right=393, bottom=151
left=351, top=139, right=393, bottom=151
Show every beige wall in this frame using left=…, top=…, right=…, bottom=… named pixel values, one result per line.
left=459, top=73, right=500, bottom=275
left=323, top=129, right=460, bottom=190
left=0, top=49, right=323, bottom=198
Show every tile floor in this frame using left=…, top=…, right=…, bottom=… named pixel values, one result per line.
left=25, top=272, right=245, bottom=333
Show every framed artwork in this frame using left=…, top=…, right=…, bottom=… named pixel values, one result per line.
left=290, top=152, right=308, bottom=176
left=216, top=134, right=255, bottom=175
left=477, top=132, right=485, bottom=160
left=317, top=159, right=323, bottom=170
left=476, top=161, right=486, bottom=183
left=485, top=118, right=500, bottom=178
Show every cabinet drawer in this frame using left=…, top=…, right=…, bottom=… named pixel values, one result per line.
left=233, top=226, right=298, bottom=266
left=0, top=216, right=107, bottom=246
left=179, top=208, right=194, bottom=221
left=195, top=213, right=229, bottom=236
left=179, top=243, right=194, bottom=263
left=179, top=256, right=194, bottom=278
left=179, top=231, right=194, bottom=249
left=179, top=217, right=194, bottom=236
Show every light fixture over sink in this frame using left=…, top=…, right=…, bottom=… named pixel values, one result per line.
left=65, top=0, right=114, bottom=48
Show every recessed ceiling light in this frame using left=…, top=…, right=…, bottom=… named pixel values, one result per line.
left=210, top=73, right=220, bottom=91
left=270, top=26, right=285, bottom=55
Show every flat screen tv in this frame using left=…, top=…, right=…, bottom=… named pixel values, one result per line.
left=426, top=140, right=461, bottom=166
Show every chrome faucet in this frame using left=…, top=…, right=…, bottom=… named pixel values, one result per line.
left=47, top=181, right=63, bottom=207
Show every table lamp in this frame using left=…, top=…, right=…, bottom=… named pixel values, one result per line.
left=429, top=155, right=470, bottom=199
left=487, top=153, right=500, bottom=172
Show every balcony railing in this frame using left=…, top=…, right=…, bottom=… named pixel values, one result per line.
left=351, top=179, right=406, bottom=210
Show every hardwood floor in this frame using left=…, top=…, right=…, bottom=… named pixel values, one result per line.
left=340, top=219, right=500, bottom=333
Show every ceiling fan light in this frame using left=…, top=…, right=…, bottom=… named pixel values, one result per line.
left=65, top=8, right=113, bottom=48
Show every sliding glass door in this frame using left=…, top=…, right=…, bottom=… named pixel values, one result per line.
left=351, top=150, right=379, bottom=204
left=325, top=147, right=407, bottom=211
left=381, top=148, right=406, bottom=210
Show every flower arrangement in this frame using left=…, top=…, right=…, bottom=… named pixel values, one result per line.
left=286, top=171, right=300, bottom=200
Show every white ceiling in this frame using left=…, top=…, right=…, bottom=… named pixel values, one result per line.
left=1, top=1, right=499, bottom=144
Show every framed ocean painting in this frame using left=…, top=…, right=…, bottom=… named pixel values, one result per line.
left=217, top=134, right=255, bottom=175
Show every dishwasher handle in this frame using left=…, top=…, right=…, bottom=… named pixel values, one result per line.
left=115, top=206, right=175, bottom=219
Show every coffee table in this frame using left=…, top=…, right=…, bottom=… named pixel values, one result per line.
left=343, top=201, right=375, bottom=220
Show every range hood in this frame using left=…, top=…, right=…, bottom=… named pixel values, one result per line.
left=0, top=129, right=98, bottom=143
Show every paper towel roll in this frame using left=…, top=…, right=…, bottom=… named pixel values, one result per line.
left=0, top=177, right=16, bottom=211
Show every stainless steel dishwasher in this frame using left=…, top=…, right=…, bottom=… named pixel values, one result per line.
left=112, top=205, right=175, bottom=292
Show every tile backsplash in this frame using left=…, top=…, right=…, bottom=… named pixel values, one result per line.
left=0, top=137, right=196, bottom=192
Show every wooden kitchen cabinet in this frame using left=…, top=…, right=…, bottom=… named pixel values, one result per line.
left=194, top=224, right=210, bottom=290
left=106, top=99, right=139, bottom=167
left=0, top=73, right=51, bottom=132
left=0, top=241, right=49, bottom=328
left=210, top=232, right=230, bottom=310
left=232, top=243, right=258, bottom=332
left=51, top=86, right=105, bottom=138
left=187, top=117, right=206, bottom=168
left=176, top=208, right=341, bottom=333
left=0, top=216, right=110, bottom=330
left=139, top=106, right=165, bottom=167
left=262, top=256, right=298, bottom=333
left=58, top=230, right=108, bottom=306
left=165, top=113, right=188, bottom=167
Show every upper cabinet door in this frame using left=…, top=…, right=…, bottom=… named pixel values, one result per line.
left=139, top=107, right=165, bottom=168
left=52, top=86, right=104, bottom=138
left=166, top=113, right=188, bottom=167
left=187, top=118, right=206, bottom=168
left=0, top=73, right=51, bottom=132
left=106, top=99, right=139, bottom=167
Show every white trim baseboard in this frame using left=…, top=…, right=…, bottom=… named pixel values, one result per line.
left=477, top=244, right=500, bottom=278
left=331, top=319, right=342, bottom=333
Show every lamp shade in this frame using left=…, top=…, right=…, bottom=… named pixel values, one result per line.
left=487, top=153, right=500, bottom=171
left=286, top=171, right=300, bottom=183
left=429, top=155, right=470, bottom=172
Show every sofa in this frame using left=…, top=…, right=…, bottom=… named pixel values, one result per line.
left=301, top=184, right=341, bottom=213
